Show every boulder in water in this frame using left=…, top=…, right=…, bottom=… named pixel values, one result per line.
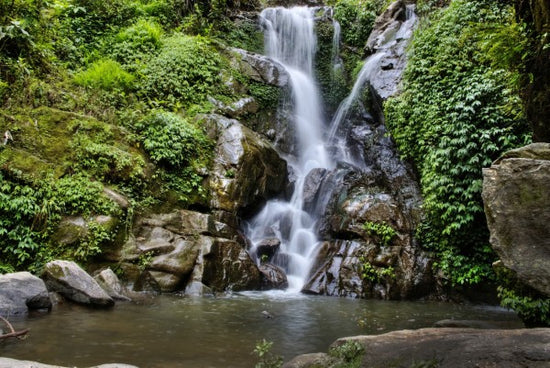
left=259, top=263, right=289, bottom=290
left=0, top=272, right=52, bottom=315
left=483, top=143, right=550, bottom=296
left=41, top=260, right=114, bottom=308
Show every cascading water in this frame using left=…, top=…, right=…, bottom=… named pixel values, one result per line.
left=246, top=4, right=418, bottom=293
left=245, top=7, right=332, bottom=292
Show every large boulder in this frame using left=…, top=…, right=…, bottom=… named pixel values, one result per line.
left=229, top=48, right=289, bottom=87
left=41, top=260, right=114, bottom=308
left=284, top=328, right=550, bottom=368
left=482, top=143, right=550, bottom=296
left=205, top=114, right=288, bottom=215
left=0, top=272, right=51, bottom=315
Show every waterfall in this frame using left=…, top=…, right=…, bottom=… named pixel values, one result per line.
left=246, top=4, right=417, bottom=294
left=246, top=7, right=332, bottom=292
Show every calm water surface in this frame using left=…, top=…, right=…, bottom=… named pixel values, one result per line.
left=1, top=292, right=521, bottom=367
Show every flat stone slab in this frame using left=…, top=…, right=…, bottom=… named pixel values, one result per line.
left=285, top=328, right=550, bottom=368
left=0, top=358, right=138, bottom=368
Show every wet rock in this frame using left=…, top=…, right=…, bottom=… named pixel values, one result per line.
left=256, top=237, right=281, bottom=260
left=41, top=260, right=114, bottom=308
left=0, top=272, right=51, bottom=315
left=364, top=1, right=418, bottom=104
left=229, top=48, right=289, bottom=87
left=201, top=238, right=262, bottom=291
left=148, top=271, right=182, bottom=293
left=259, top=263, right=289, bottom=290
left=483, top=143, right=550, bottom=296
left=94, top=268, right=130, bottom=301
left=205, top=114, right=288, bottom=215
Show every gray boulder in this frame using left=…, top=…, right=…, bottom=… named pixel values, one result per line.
left=94, top=268, right=130, bottom=301
left=41, top=260, right=114, bottom=308
left=0, top=272, right=51, bottom=315
left=483, top=143, right=550, bottom=296
left=229, top=48, right=289, bottom=87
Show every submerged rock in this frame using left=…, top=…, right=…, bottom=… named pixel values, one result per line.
left=41, top=260, right=114, bottom=308
left=483, top=143, right=550, bottom=296
left=0, top=272, right=51, bottom=315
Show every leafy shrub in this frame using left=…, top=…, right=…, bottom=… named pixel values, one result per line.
left=384, top=0, right=530, bottom=286
left=138, top=110, right=213, bottom=169
left=139, top=34, right=222, bottom=108
left=329, top=340, right=364, bottom=368
left=109, top=18, right=163, bottom=69
left=74, top=59, right=135, bottom=91
left=332, top=0, right=386, bottom=49
left=363, top=221, right=396, bottom=247
left=252, top=339, right=283, bottom=368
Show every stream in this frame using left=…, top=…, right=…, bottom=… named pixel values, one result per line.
left=1, top=293, right=521, bottom=367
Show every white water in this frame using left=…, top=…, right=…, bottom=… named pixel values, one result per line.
left=246, top=7, right=332, bottom=292
left=246, top=5, right=417, bottom=292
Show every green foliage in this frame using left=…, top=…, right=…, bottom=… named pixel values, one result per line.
left=72, top=220, right=113, bottom=262
left=139, top=35, right=222, bottom=108
left=328, top=340, right=364, bottom=368
left=74, top=59, right=135, bottom=91
left=384, top=0, right=531, bottom=286
left=216, top=17, right=263, bottom=53
left=0, top=169, right=118, bottom=271
left=253, top=339, right=283, bottom=368
left=360, top=257, right=395, bottom=283
left=247, top=81, right=281, bottom=110
left=495, top=266, right=550, bottom=327
left=332, top=0, right=385, bottom=49
left=138, top=110, right=213, bottom=169
left=498, top=287, right=550, bottom=327
left=69, top=118, right=145, bottom=185
left=109, top=18, right=163, bottom=70
left=363, top=221, right=396, bottom=247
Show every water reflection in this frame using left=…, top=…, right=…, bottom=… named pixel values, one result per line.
left=1, top=293, right=521, bottom=367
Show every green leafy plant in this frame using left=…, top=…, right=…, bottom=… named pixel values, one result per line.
left=384, top=0, right=531, bottom=286
left=138, top=110, right=213, bottom=169
left=74, top=58, right=135, bottom=91
left=139, top=34, right=222, bottom=108
left=328, top=340, right=364, bottom=368
left=363, top=221, right=397, bottom=247
left=253, top=339, right=283, bottom=368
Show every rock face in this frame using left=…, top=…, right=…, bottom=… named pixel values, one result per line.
left=0, top=272, right=51, bottom=315
left=229, top=48, right=289, bottom=87
left=482, top=143, right=550, bottom=296
left=364, top=0, right=418, bottom=104
left=41, top=260, right=114, bottom=308
left=118, top=210, right=264, bottom=294
left=205, top=114, right=288, bottom=215
left=301, top=121, right=430, bottom=299
left=284, top=328, right=550, bottom=368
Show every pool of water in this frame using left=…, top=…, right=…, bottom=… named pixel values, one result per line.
left=1, top=291, right=522, bottom=367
